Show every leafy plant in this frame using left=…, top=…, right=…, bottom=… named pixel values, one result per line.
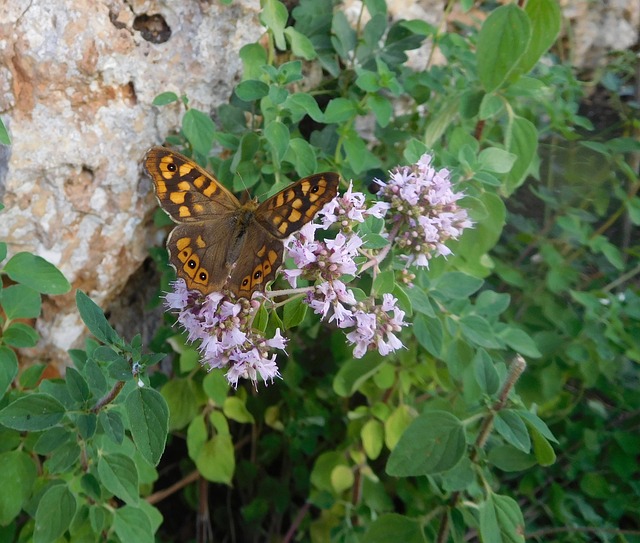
left=1, top=0, right=639, bottom=541
left=0, top=244, right=169, bottom=541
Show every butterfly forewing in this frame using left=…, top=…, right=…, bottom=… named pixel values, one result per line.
left=256, top=173, right=340, bottom=239
left=145, top=147, right=239, bottom=223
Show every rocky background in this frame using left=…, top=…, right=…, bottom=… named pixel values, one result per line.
left=0, top=0, right=638, bottom=370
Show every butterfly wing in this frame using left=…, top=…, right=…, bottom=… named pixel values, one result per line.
left=145, top=147, right=240, bottom=223
left=227, top=229, right=284, bottom=298
left=145, top=147, right=243, bottom=294
left=255, top=173, right=340, bottom=239
left=226, top=172, right=340, bottom=297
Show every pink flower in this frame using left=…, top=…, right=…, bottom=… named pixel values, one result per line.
left=344, top=295, right=407, bottom=359
left=376, top=152, right=472, bottom=268
left=318, top=181, right=390, bottom=230
left=163, top=284, right=286, bottom=389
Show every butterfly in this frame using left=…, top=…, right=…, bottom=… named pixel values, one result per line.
left=144, top=147, right=340, bottom=298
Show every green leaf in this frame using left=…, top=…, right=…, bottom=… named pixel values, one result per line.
left=19, top=363, right=46, bottom=389
left=530, top=425, right=556, bottom=466
left=2, top=322, right=39, bottom=348
left=478, top=147, right=517, bottom=174
left=264, top=120, right=290, bottom=163
left=202, top=370, right=229, bottom=406
left=182, top=108, right=215, bottom=156
left=479, top=493, right=525, bottom=543
left=333, top=356, right=385, bottom=397
left=477, top=4, right=531, bottom=92
left=161, top=378, right=200, bottom=431
left=372, top=270, right=395, bottom=297
left=33, top=485, right=77, bottom=543
left=284, top=138, right=318, bottom=177
left=503, top=116, right=538, bottom=195
left=519, top=0, right=562, bottom=75
left=113, top=505, right=154, bottom=543
left=384, top=405, right=413, bottom=450
left=240, top=43, right=268, bottom=79
left=0, top=284, right=41, bottom=320
left=367, top=93, right=393, bottom=127
left=33, top=427, right=73, bottom=455
left=0, top=347, right=18, bottom=398
left=0, top=116, right=10, bottom=145
left=433, top=272, right=483, bottom=299
left=403, top=139, right=428, bottom=164
left=362, top=514, right=427, bottom=543
left=494, top=410, right=531, bottom=453
left=223, top=396, right=255, bottom=424
left=488, top=445, right=537, bottom=472
left=517, top=411, right=558, bottom=443
left=479, top=94, right=505, bottom=120
left=85, top=358, right=107, bottom=396
left=0, top=394, right=65, bottom=430
left=343, top=132, right=380, bottom=173
left=414, top=314, right=443, bottom=356
left=66, top=367, right=91, bottom=403
left=364, top=0, right=387, bottom=17
left=284, top=26, right=316, bottom=59
left=324, top=97, right=357, bottom=123
left=44, top=441, right=82, bottom=474
left=98, top=453, right=139, bottom=505
left=195, top=434, right=235, bottom=484
left=387, top=411, right=465, bottom=475
left=627, top=196, right=640, bottom=225
left=99, top=410, right=125, bottom=445
left=330, top=464, right=354, bottom=494
left=235, top=79, right=270, bottom=101
left=474, top=349, right=500, bottom=395
left=499, top=326, right=542, bottom=358
left=331, top=10, right=357, bottom=59
left=460, top=315, right=502, bottom=349
left=125, top=388, right=169, bottom=465
left=0, top=242, right=6, bottom=263
left=285, top=93, right=324, bottom=122
left=4, top=252, right=70, bottom=294
left=0, top=450, right=36, bottom=525
left=424, top=98, right=459, bottom=148
left=260, top=0, right=288, bottom=50
left=152, top=91, right=179, bottom=106
left=76, top=290, right=119, bottom=345
left=407, top=286, right=434, bottom=316
left=361, top=419, right=384, bottom=460
left=283, top=296, right=307, bottom=329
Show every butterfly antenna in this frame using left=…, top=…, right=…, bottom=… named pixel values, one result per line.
left=234, top=171, right=253, bottom=203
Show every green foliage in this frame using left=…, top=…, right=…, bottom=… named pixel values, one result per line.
left=0, top=0, right=638, bottom=541
left=0, top=248, right=168, bottom=540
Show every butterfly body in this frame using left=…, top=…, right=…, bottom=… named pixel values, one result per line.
left=145, top=147, right=339, bottom=298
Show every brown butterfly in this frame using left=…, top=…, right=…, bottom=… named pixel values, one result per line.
left=144, top=147, right=339, bottom=298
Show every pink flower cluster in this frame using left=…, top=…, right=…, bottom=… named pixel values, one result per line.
left=282, top=184, right=407, bottom=359
left=165, top=280, right=285, bottom=388
left=163, top=153, right=472, bottom=386
left=376, top=153, right=472, bottom=268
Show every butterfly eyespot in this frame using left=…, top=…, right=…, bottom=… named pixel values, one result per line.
left=311, top=185, right=320, bottom=193
left=167, top=162, right=177, bottom=172
left=254, top=270, right=262, bottom=280
left=199, top=272, right=207, bottom=281
left=187, top=259, right=197, bottom=269
left=242, top=278, right=250, bottom=287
